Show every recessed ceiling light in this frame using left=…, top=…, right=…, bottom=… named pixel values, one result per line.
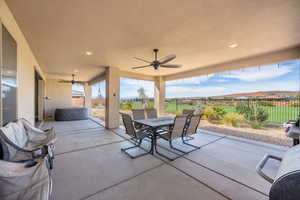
left=85, top=51, right=93, bottom=56
left=228, top=43, right=238, bottom=48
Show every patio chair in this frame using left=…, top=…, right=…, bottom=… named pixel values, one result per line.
left=182, top=114, right=202, bottom=148
left=156, top=115, right=196, bottom=160
left=146, top=108, right=157, bottom=119
left=0, top=118, right=56, bottom=169
left=182, top=109, right=195, bottom=115
left=132, top=109, right=146, bottom=129
left=120, top=113, right=152, bottom=159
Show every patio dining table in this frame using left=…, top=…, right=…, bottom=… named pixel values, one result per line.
left=134, top=117, right=174, bottom=154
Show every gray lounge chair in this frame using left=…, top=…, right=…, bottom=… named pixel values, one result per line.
left=120, top=113, right=152, bottom=159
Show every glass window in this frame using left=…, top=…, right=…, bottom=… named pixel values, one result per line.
left=2, top=25, right=17, bottom=125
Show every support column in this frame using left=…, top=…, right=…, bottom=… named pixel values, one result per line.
left=84, top=83, right=92, bottom=115
left=105, top=67, right=120, bottom=129
left=154, top=76, right=165, bottom=116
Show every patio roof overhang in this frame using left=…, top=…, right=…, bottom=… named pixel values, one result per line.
left=88, top=45, right=300, bottom=83
left=6, top=0, right=300, bottom=82
left=5, top=0, right=300, bottom=129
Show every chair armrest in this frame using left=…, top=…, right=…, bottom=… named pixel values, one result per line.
left=27, top=127, right=56, bottom=146
left=256, top=154, right=282, bottom=184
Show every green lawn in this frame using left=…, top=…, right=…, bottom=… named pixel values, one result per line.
left=165, top=103, right=299, bottom=124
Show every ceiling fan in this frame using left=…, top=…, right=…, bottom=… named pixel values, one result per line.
left=132, top=49, right=182, bottom=70
left=58, top=74, right=85, bottom=85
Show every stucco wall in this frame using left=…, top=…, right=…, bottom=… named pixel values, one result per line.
left=45, top=79, right=72, bottom=120
left=0, top=0, right=45, bottom=124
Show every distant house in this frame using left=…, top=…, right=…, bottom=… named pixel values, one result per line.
left=72, top=90, right=85, bottom=107
left=92, top=98, right=106, bottom=106
left=234, top=96, right=249, bottom=100
left=72, top=90, right=85, bottom=98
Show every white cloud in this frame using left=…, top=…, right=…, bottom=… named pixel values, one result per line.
left=120, top=78, right=154, bottom=98
left=166, top=85, right=227, bottom=98
left=167, top=74, right=214, bottom=86
left=221, top=65, right=292, bottom=82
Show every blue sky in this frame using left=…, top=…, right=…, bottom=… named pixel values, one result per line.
left=89, top=59, right=299, bottom=99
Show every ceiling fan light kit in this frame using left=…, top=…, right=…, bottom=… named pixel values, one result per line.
left=132, top=49, right=182, bottom=70
left=58, top=74, right=85, bottom=85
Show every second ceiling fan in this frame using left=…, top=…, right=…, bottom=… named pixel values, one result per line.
left=132, top=49, right=182, bottom=70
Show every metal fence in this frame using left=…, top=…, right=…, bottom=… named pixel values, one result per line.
left=165, top=97, right=300, bottom=124
left=119, top=97, right=300, bottom=123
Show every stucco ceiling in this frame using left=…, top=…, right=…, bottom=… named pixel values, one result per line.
left=6, top=0, right=300, bottom=81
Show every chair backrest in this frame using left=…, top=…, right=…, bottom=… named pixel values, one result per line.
left=171, top=115, right=188, bottom=139
left=0, top=119, right=30, bottom=161
left=185, top=114, right=202, bottom=135
left=0, top=121, right=28, bottom=149
left=120, top=113, right=136, bottom=138
left=132, top=109, right=145, bottom=120
left=146, top=109, right=157, bottom=119
left=182, top=109, right=195, bottom=115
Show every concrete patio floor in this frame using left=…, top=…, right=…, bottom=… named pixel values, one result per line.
left=41, top=118, right=288, bottom=200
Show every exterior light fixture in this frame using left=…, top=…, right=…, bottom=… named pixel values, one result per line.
left=228, top=43, right=238, bottom=48
left=85, top=51, right=93, bottom=56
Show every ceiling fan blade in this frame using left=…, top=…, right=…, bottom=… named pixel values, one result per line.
left=160, top=64, right=182, bottom=68
left=58, top=80, right=72, bottom=83
left=159, top=54, right=176, bottom=64
left=132, top=64, right=152, bottom=69
left=73, top=81, right=86, bottom=84
left=133, top=57, right=152, bottom=63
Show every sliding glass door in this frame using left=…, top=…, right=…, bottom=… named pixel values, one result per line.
left=1, top=24, right=17, bottom=125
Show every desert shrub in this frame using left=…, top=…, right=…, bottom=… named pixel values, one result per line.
left=222, top=112, right=244, bottom=127
left=120, top=102, right=133, bottom=110
left=248, top=106, right=268, bottom=123
left=291, top=102, right=300, bottom=107
left=146, top=103, right=154, bottom=109
left=203, top=107, right=220, bottom=123
left=236, top=102, right=251, bottom=115
left=236, top=103, right=268, bottom=129
left=175, top=110, right=182, bottom=115
left=249, top=121, right=263, bottom=129
left=212, top=107, right=227, bottom=118
left=193, top=104, right=206, bottom=115
left=92, top=102, right=100, bottom=108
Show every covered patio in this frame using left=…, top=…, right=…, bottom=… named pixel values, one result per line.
left=0, top=0, right=300, bottom=200
left=41, top=118, right=286, bottom=200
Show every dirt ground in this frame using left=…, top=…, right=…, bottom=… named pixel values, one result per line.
left=91, top=108, right=293, bottom=147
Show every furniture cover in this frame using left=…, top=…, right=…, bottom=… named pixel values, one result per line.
left=0, top=118, right=55, bottom=200
left=55, top=107, right=88, bottom=121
